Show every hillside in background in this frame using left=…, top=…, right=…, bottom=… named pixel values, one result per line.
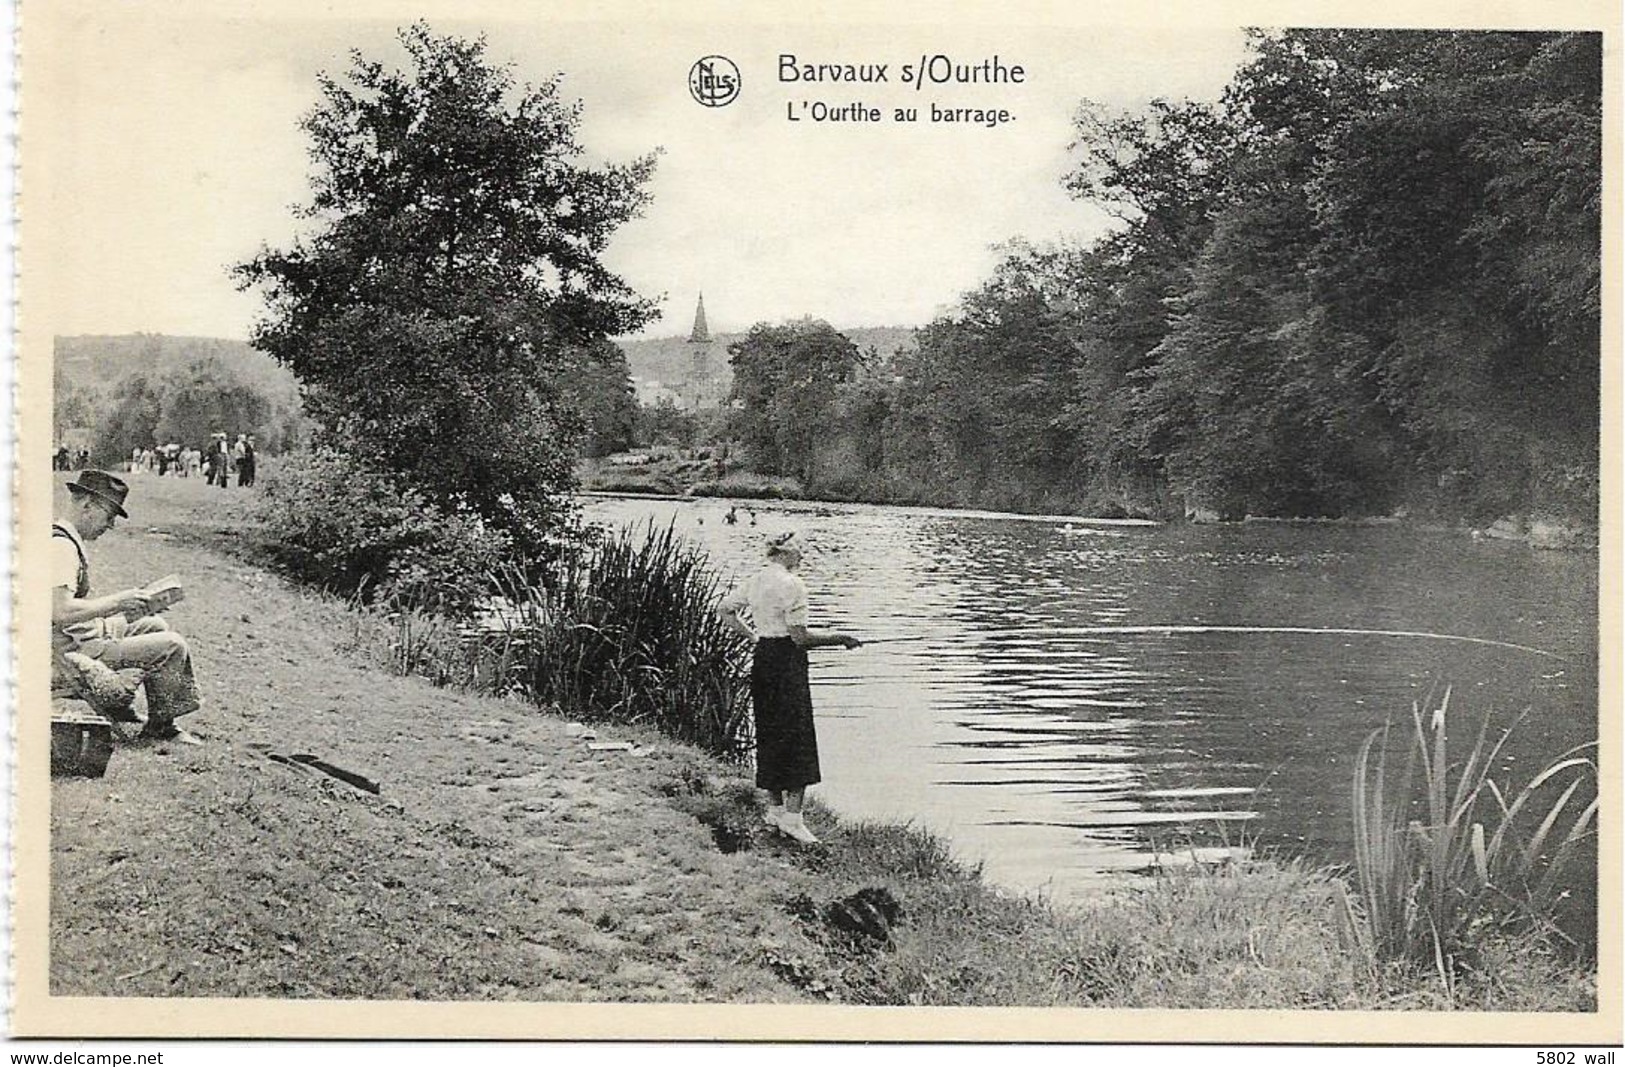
left=55, top=327, right=920, bottom=400
left=55, top=334, right=301, bottom=403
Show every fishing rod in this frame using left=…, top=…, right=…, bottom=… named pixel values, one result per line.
left=846, top=625, right=1566, bottom=660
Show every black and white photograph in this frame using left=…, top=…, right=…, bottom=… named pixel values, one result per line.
left=11, top=0, right=1619, bottom=1050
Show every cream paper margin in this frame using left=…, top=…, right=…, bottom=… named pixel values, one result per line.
left=10, top=0, right=1620, bottom=1043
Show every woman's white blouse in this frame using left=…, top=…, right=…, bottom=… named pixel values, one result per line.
left=722, top=562, right=809, bottom=637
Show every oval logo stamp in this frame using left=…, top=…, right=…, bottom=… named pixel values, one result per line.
left=689, top=55, right=741, bottom=107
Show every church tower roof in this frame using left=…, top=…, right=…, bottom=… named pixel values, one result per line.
left=688, top=293, right=711, bottom=344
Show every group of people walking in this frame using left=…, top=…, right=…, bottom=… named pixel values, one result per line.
left=129, top=433, right=257, bottom=487
left=52, top=445, right=90, bottom=471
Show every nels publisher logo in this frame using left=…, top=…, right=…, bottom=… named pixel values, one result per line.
left=689, top=55, right=740, bottom=107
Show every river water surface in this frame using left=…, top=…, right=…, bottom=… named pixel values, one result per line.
left=585, top=495, right=1599, bottom=921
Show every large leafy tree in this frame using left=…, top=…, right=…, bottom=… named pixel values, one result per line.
left=236, top=24, right=658, bottom=553
left=888, top=244, right=1091, bottom=509
left=1303, top=31, right=1600, bottom=519
left=90, top=376, right=161, bottom=466
left=558, top=339, right=639, bottom=459
left=152, top=358, right=275, bottom=449
left=52, top=378, right=100, bottom=443
left=727, top=319, right=863, bottom=481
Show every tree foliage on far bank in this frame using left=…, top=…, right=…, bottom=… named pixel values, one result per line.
left=723, top=31, right=1599, bottom=526
left=728, top=319, right=863, bottom=482
left=559, top=339, right=640, bottom=460
left=235, top=23, right=657, bottom=557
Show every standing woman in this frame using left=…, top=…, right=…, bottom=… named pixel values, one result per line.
left=718, top=530, right=861, bottom=844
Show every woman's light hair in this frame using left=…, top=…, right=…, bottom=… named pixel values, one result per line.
left=766, top=530, right=806, bottom=558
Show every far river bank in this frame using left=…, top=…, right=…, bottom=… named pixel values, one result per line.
left=577, top=452, right=1597, bottom=552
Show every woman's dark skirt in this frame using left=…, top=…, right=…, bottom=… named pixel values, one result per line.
left=751, top=637, right=821, bottom=791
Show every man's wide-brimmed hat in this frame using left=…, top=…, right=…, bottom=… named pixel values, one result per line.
left=66, top=469, right=130, bottom=518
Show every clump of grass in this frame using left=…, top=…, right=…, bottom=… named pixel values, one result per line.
left=795, top=818, right=1368, bottom=1008
left=344, top=522, right=753, bottom=759
left=580, top=473, right=685, bottom=496
left=662, top=769, right=768, bottom=854
left=687, top=472, right=804, bottom=500
left=487, top=521, right=755, bottom=758
left=1346, top=687, right=1597, bottom=990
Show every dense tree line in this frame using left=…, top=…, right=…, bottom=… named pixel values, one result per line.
left=58, top=355, right=310, bottom=466
left=727, top=31, right=1599, bottom=525
left=54, top=335, right=310, bottom=464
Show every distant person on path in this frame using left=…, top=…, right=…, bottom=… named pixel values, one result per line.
left=51, top=470, right=203, bottom=745
left=205, top=433, right=232, bottom=487
left=235, top=434, right=256, bottom=487
left=717, top=529, right=861, bottom=844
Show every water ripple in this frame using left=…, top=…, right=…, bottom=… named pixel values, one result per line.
left=584, top=495, right=1598, bottom=917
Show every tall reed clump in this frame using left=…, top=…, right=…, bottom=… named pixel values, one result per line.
left=485, top=522, right=757, bottom=759
left=1343, top=687, right=1597, bottom=988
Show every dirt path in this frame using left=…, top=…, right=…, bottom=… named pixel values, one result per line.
left=48, top=475, right=855, bottom=1001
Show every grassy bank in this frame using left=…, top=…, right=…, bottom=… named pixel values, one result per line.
left=47, top=473, right=1594, bottom=1009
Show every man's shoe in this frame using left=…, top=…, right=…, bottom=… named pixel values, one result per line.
left=779, top=813, right=820, bottom=845
left=139, top=722, right=204, bottom=746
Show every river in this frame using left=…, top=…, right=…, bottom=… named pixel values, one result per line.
left=584, top=494, right=1599, bottom=925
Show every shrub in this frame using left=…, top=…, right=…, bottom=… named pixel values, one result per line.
left=255, top=448, right=514, bottom=616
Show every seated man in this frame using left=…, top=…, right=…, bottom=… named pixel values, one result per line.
left=52, top=470, right=203, bottom=745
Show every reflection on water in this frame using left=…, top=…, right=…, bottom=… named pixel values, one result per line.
left=585, top=495, right=1598, bottom=916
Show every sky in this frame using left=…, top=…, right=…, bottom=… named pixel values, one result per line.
left=25, top=3, right=1269, bottom=343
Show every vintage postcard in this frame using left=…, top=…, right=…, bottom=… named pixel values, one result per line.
left=10, top=0, right=1620, bottom=1048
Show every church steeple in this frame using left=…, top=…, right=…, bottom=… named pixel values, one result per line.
left=688, top=293, right=711, bottom=344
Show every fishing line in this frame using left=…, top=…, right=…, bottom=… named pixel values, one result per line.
left=854, top=625, right=1565, bottom=659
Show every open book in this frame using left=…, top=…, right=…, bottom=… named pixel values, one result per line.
left=141, top=574, right=186, bottom=612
